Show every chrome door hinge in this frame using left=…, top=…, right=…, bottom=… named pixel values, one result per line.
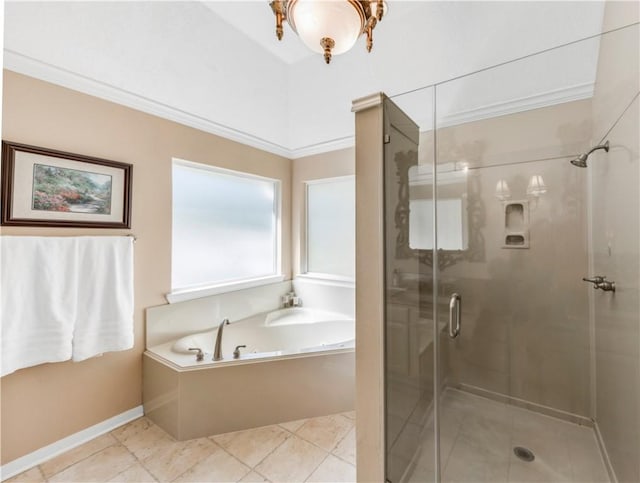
left=384, top=134, right=391, bottom=144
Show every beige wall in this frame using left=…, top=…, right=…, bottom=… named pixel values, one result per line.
left=0, top=71, right=292, bottom=464
left=590, top=5, right=639, bottom=482
left=291, top=148, right=354, bottom=277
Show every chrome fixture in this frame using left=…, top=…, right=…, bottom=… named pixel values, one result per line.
left=448, top=293, right=461, bottom=339
left=583, top=276, right=616, bottom=292
left=282, top=291, right=302, bottom=308
left=213, top=318, right=230, bottom=361
left=269, top=0, right=387, bottom=64
left=233, top=345, right=247, bottom=359
left=188, top=347, right=204, bottom=362
left=570, top=140, right=610, bottom=168
left=596, top=280, right=616, bottom=292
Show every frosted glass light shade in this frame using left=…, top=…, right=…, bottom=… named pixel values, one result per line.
left=289, top=0, right=365, bottom=55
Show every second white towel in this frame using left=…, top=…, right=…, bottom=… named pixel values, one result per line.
left=72, top=236, right=134, bottom=362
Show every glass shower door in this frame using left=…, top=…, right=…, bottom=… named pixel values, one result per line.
left=383, top=92, right=436, bottom=483
left=431, top=35, right=599, bottom=482
left=382, top=24, right=638, bottom=483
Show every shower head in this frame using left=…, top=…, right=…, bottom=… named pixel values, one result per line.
left=570, top=140, right=610, bottom=168
left=570, top=153, right=589, bottom=168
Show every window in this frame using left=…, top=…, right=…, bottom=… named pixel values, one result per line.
left=305, top=176, right=355, bottom=279
left=171, top=159, right=280, bottom=298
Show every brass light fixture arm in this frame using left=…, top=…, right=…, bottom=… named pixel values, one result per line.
left=365, top=15, right=377, bottom=52
left=376, top=0, right=385, bottom=20
left=270, top=0, right=287, bottom=41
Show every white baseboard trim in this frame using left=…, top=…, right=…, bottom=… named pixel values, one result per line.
left=594, top=420, right=618, bottom=483
left=0, top=405, right=143, bottom=481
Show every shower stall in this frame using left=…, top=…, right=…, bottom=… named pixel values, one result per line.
left=354, top=18, right=639, bottom=483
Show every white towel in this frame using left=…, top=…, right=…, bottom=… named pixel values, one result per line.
left=72, top=236, right=134, bottom=361
left=0, top=236, right=135, bottom=375
left=1, top=237, right=77, bottom=377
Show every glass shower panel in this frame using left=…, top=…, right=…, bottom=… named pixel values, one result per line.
left=381, top=25, right=638, bottom=483
left=383, top=89, right=436, bottom=483
left=432, top=35, right=599, bottom=481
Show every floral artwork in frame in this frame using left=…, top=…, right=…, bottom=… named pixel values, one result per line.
left=1, top=141, right=132, bottom=228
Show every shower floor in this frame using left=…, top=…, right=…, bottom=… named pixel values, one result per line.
left=407, top=388, right=609, bottom=483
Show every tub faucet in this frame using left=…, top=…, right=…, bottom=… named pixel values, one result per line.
left=213, top=318, right=229, bottom=361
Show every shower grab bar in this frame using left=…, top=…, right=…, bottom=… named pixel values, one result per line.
left=449, top=293, right=461, bottom=339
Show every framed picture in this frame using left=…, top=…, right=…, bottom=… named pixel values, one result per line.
left=1, top=141, right=132, bottom=228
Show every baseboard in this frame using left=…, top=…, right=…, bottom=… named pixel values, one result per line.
left=453, top=383, right=593, bottom=427
left=0, top=405, right=143, bottom=481
left=594, top=421, right=618, bottom=483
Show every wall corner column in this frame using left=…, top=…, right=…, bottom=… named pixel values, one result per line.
left=352, top=92, right=386, bottom=483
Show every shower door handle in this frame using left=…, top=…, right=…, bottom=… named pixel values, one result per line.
left=448, top=293, right=461, bottom=339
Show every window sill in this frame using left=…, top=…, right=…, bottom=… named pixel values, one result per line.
left=296, top=273, right=355, bottom=288
left=166, top=275, right=286, bottom=304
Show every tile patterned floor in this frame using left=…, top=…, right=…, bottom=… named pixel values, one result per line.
left=7, top=411, right=356, bottom=483
left=7, top=390, right=611, bottom=483
left=407, top=389, right=610, bottom=483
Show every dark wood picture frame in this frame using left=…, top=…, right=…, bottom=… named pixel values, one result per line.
left=1, top=141, right=132, bottom=228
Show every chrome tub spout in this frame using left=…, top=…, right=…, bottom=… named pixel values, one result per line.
left=213, top=318, right=229, bottom=361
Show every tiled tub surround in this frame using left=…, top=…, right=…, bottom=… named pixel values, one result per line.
left=146, top=279, right=355, bottom=348
left=144, top=279, right=355, bottom=440
left=6, top=412, right=357, bottom=483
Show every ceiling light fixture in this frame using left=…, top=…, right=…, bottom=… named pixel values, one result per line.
left=269, top=0, right=387, bottom=64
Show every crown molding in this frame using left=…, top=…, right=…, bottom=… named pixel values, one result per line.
left=289, top=136, right=355, bottom=159
left=3, top=50, right=595, bottom=161
left=436, top=81, right=595, bottom=129
left=3, top=50, right=293, bottom=159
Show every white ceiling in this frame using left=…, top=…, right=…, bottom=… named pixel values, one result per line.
left=201, top=1, right=315, bottom=64
left=3, top=1, right=608, bottom=158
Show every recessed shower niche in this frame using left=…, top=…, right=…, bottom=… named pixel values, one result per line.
left=503, top=200, right=529, bottom=248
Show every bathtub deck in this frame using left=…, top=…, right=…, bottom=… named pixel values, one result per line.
left=6, top=412, right=356, bottom=483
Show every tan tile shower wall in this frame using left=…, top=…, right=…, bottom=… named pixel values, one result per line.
left=0, top=71, right=292, bottom=465
left=590, top=6, right=640, bottom=481
left=432, top=99, right=594, bottom=417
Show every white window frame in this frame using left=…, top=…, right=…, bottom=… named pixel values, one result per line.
left=167, top=158, right=283, bottom=303
left=302, top=175, right=355, bottom=284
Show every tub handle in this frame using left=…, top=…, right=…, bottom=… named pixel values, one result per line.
left=233, top=345, right=247, bottom=359
left=188, top=347, right=204, bottom=361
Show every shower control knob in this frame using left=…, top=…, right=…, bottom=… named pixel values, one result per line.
left=582, top=276, right=605, bottom=285
left=583, top=276, right=615, bottom=292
